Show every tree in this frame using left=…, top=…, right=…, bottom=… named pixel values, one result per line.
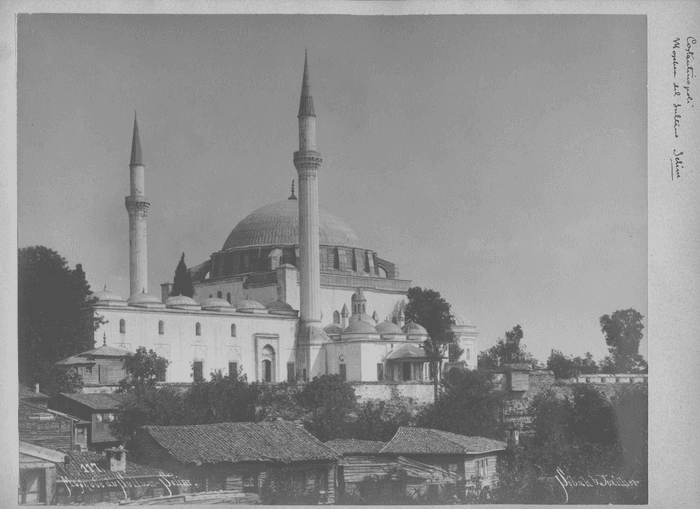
left=182, top=370, right=260, bottom=424
left=109, top=385, right=185, bottom=446
left=18, top=246, right=104, bottom=391
left=296, top=375, right=357, bottom=441
left=117, top=346, right=170, bottom=394
left=40, top=364, right=84, bottom=398
left=404, top=287, right=459, bottom=402
left=599, top=309, right=646, bottom=373
left=416, top=369, right=505, bottom=440
left=479, top=325, right=539, bottom=369
left=170, top=252, right=194, bottom=297
left=350, top=400, right=414, bottom=443
left=546, top=350, right=599, bottom=380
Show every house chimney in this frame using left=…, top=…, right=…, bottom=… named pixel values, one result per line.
left=105, top=446, right=128, bottom=472
left=34, top=383, right=40, bottom=393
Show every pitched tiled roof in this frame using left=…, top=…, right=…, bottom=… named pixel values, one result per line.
left=142, top=421, right=337, bottom=466
left=325, top=439, right=386, bottom=455
left=57, top=451, right=174, bottom=482
left=59, top=392, right=131, bottom=410
left=381, top=427, right=507, bottom=455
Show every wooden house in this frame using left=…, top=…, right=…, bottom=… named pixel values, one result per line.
left=54, top=447, right=188, bottom=504
left=324, top=439, right=389, bottom=497
left=380, top=427, right=507, bottom=490
left=19, top=386, right=88, bottom=452
left=326, top=438, right=462, bottom=501
left=49, top=392, right=131, bottom=451
left=19, top=441, right=67, bottom=505
left=132, top=421, right=338, bottom=504
left=55, top=339, right=130, bottom=389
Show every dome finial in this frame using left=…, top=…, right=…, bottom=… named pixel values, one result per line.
left=288, top=179, right=297, bottom=200
left=103, top=285, right=107, bottom=291
left=103, top=332, right=107, bottom=346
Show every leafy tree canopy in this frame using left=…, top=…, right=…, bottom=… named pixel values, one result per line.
left=171, top=252, right=194, bottom=297
left=546, top=350, right=599, bottom=379
left=599, top=309, right=647, bottom=373
left=182, top=370, right=260, bottom=425
left=478, top=325, right=539, bottom=369
left=416, top=368, right=505, bottom=440
left=18, top=246, right=104, bottom=391
left=118, top=346, right=170, bottom=394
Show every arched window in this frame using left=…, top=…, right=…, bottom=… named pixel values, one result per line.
left=119, top=319, right=126, bottom=334
left=466, top=348, right=471, bottom=361
left=158, top=321, right=164, bottom=335
left=231, top=324, right=236, bottom=337
left=217, top=291, right=223, bottom=299
left=226, top=293, right=231, bottom=303
left=261, top=345, right=275, bottom=383
left=333, top=311, right=340, bottom=324
left=209, top=294, right=213, bottom=298
left=195, top=322, right=201, bottom=336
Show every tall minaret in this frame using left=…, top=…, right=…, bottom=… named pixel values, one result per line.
left=125, top=113, right=150, bottom=297
left=294, top=51, right=327, bottom=378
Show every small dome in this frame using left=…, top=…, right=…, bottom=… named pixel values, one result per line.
left=165, top=295, right=200, bottom=308
left=343, top=320, right=378, bottom=335
left=92, top=286, right=124, bottom=302
left=235, top=299, right=265, bottom=310
left=265, top=300, right=294, bottom=311
left=349, top=313, right=374, bottom=325
left=452, top=313, right=472, bottom=326
left=127, top=292, right=162, bottom=304
left=376, top=321, right=404, bottom=334
left=403, top=321, right=428, bottom=335
left=324, top=323, right=343, bottom=335
left=200, top=297, right=233, bottom=309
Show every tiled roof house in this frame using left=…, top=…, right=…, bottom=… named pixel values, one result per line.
left=49, top=392, right=131, bottom=450
left=380, top=427, right=507, bottom=488
left=133, top=421, right=338, bottom=503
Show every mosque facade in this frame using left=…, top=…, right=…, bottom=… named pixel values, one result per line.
left=89, top=53, right=478, bottom=386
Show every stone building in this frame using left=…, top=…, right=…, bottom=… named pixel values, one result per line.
left=85, top=52, right=478, bottom=386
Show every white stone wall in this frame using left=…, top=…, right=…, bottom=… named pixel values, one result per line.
left=351, top=382, right=435, bottom=406
left=95, top=306, right=297, bottom=384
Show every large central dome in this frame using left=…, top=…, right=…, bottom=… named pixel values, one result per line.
left=223, top=199, right=363, bottom=251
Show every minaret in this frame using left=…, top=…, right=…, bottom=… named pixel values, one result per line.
left=294, top=51, right=327, bottom=378
left=125, top=113, right=150, bottom=297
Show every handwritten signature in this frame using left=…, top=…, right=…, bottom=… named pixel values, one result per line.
left=670, top=37, right=696, bottom=181
left=554, top=467, right=640, bottom=504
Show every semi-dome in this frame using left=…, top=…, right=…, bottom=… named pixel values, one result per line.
left=343, top=320, right=378, bottom=335
left=165, top=295, right=201, bottom=310
left=92, top=286, right=127, bottom=306
left=200, top=297, right=233, bottom=309
left=452, top=313, right=472, bottom=327
left=265, top=300, right=294, bottom=311
left=403, top=321, right=428, bottom=335
left=376, top=321, right=404, bottom=334
left=222, top=199, right=363, bottom=250
left=324, top=323, right=343, bottom=335
left=235, top=299, right=265, bottom=310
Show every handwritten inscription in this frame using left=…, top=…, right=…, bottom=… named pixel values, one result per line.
left=671, top=36, right=697, bottom=180
left=554, top=467, right=640, bottom=504
left=58, top=472, right=191, bottom=498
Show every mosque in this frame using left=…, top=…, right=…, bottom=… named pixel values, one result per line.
left=89, top=53, right=478, bottom=385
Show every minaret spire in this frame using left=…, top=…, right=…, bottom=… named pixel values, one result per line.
left=125, top=114, right=150, bottom=297
left=294, top=50, right=327, bottom=379
left=298, top=49, right=315, bottom=117
left=288, top=179, right=297, bottom=200
left=130, top=111, right=142, bottom=166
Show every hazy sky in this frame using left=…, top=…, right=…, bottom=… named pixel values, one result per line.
left=17, top=14, right=647, bottom=362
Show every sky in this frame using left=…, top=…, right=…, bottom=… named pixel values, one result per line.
left=17, top=14, right=647, bottom=363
